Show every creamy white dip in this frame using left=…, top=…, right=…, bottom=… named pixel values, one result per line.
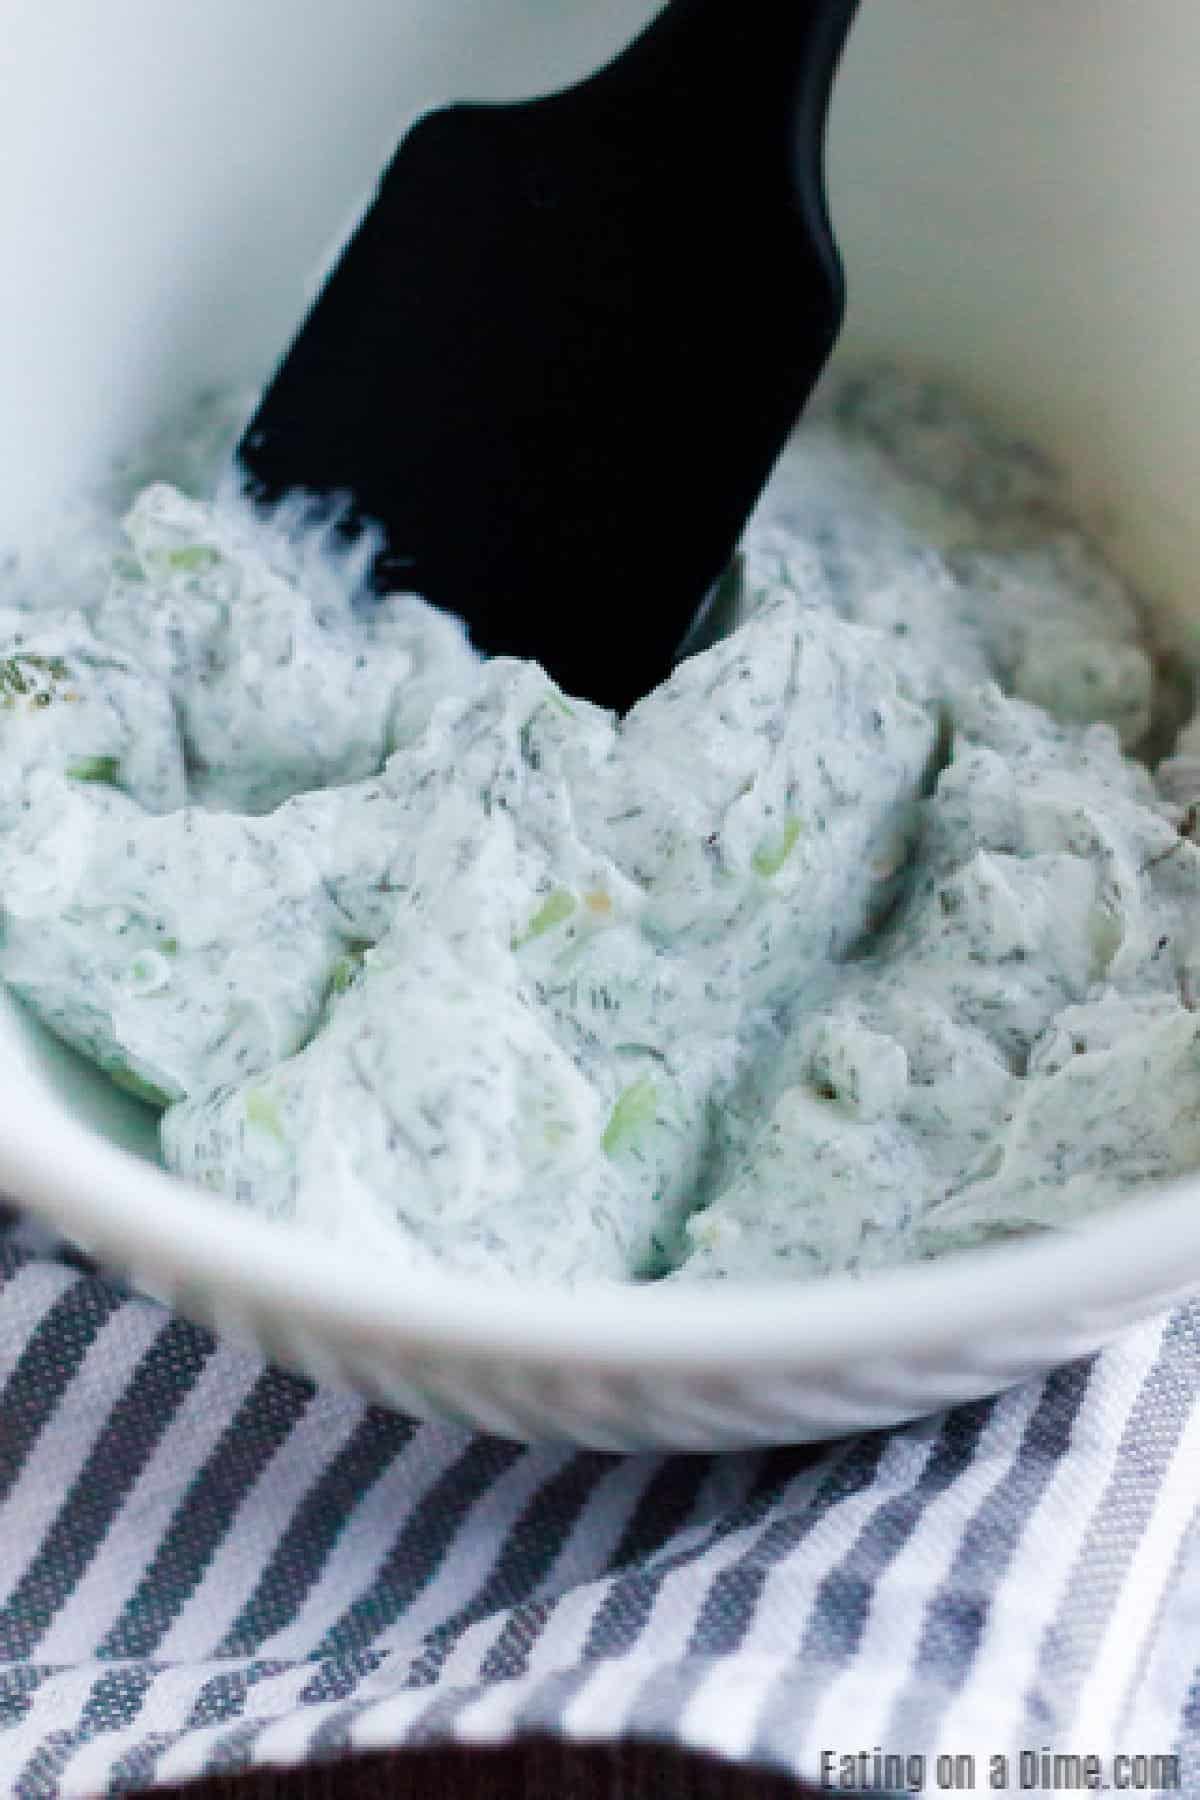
left=3, top=368, right=1197, bottom=1284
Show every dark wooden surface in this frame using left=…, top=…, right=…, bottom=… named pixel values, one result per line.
left=166, top=1744, right=821, bottom=1797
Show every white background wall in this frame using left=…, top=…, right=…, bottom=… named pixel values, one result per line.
left=2, top=0, right=1198, bottom=627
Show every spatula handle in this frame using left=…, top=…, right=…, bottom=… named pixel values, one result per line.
left=591, top=0, right=859, bottom=144
left=580, top=0, right=859, bottom=260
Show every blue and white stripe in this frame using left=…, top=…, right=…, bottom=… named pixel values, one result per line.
left=0, top=1212, right=1196, bottom=1798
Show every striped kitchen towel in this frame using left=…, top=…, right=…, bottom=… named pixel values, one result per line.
left=0, top=1207, right=1197, bottom=1799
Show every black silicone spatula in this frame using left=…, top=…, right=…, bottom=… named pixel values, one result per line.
left=237, top=0, right=859, bottom=712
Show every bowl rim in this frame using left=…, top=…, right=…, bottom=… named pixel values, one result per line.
left=2, top=1077, right=1197, bottom=1372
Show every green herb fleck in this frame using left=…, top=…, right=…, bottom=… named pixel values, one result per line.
left=602, top=1078, right=658, bottom=1156
left=752, top=816, right=803, bottom=880
left=512, top=889, right=577, bottom=949
left=109, top=1066, right=172, bottom=1108
left=66, top=754, right=120, bottom=785
left=0, top=653, right=70, bottom=707
left=246, top=1088, right=285, bottom=1141
left=160, top=937, right=179, bottom=955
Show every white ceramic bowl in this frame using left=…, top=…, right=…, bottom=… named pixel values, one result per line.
left=2, top=0, right=1199, bottom=1451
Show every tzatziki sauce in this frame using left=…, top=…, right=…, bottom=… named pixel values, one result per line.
left=2, top=369, right=1197, bottom=1285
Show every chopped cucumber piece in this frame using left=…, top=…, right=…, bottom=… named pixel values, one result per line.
left=329, top=957, right=358, bottom=996
left=327, top=940, right=372, bottom=999
left=602, top=1078, right=658, bottom=1155
left=752, top=815, right=803, bottom=880
left=513, top=888, right=577, bottom=948
left=246, top=1088, right=285, bottom=1141
left=165, top=545, right=221, bottom=573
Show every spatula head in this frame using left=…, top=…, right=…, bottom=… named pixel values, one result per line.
left=238, top=0, right=858, bottom=711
